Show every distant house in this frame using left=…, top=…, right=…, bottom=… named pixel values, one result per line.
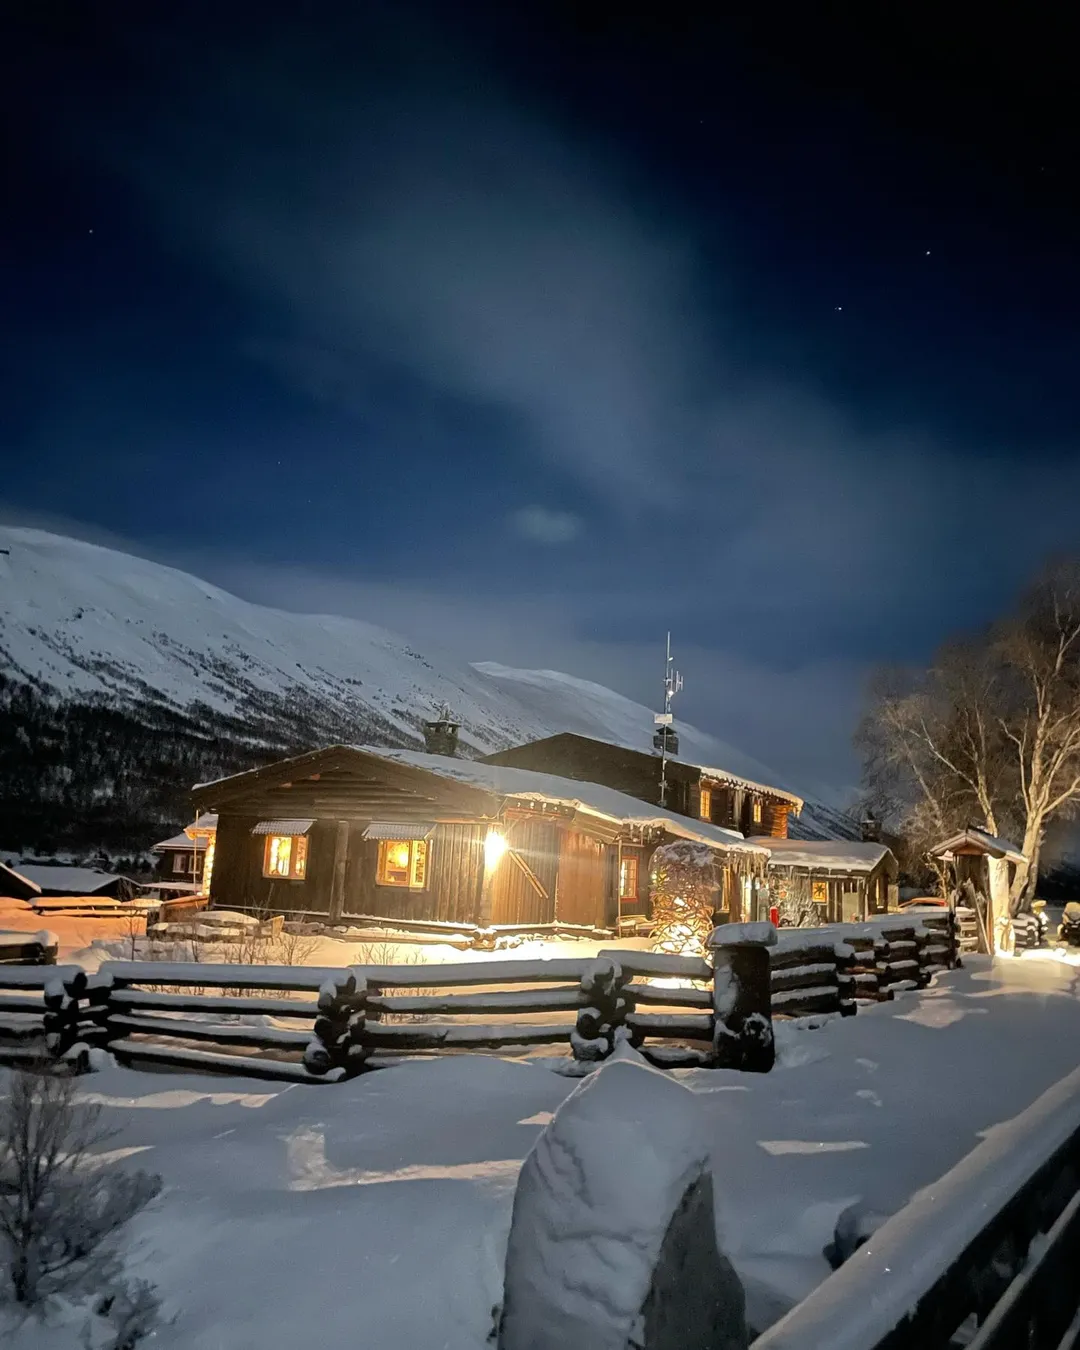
left=0, top=861, right=42, bottom=902
left=191, top=744, right=769, bottom=933
left=481, top=733, right=805, bottom=838
left=757, top=838, right=899, bottom=924
left=13, top=865, right=137, bottom=901
left=152, top=831, right=208, bottom=883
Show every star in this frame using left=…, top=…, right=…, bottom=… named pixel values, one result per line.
left=835, top=305, right=843, bottom=312
left=925, top=249, right=930, bottom=256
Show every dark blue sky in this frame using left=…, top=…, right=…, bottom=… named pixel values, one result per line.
left=2, top=2, right=1078, bottom=788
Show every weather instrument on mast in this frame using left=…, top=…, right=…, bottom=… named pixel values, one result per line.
left=654, top=633, right=683, bottom=806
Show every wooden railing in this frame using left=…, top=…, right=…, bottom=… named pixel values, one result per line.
left=750, top=1064, right=1080, bottom=1350
left=0, top=916, right=960, bottom=1083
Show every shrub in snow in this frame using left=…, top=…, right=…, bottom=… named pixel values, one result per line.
left=0, top=1070, right=161, bottom=1307
left=649, top=842, right=721, bottom=958
left=497, top=1057, right=746, bottom=1350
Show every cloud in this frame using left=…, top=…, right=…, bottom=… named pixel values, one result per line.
left=509, top=506, right=583, bottom=544
left=53, top=6, right=1079, bottom=791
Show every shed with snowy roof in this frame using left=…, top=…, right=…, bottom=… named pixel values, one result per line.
left=191, top=744, right=769, bottom=936
left=760, top=838, right=899, bottom=925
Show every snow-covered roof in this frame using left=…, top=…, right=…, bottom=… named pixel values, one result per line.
left=152, top=832, right=208, bottom=852
left=364, top=748, right=770, bottom=857
left=761, top=838, right=895, bottom=874
left=186, top=812, right=218, bottom=837
left=928, top=828, right=1027, bottom=865
left=0, top=860, right=42, bottom=895
left=14, top=864, right=127, bottom=894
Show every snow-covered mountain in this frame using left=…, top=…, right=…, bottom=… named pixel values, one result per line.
left=0, top=526, right=856, bottom=846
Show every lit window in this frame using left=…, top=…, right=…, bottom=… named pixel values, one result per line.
left=619, top=856, right=639, bottom=901
left=172, top=853, right=188, bottom=875
left=699, top=787, right=712, bottom=820
left=811, top=880, right=828, bottom=905
left=752, top=798, right=763, bottom=824
left=263, top=834, right=308, bottom=880
left=376, top=838, right=428, bottom=889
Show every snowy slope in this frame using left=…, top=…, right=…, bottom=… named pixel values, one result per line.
left=0, top=526, right=855, bottom=836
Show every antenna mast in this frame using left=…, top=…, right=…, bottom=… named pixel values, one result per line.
left=655, top=631, right=683, bottom=807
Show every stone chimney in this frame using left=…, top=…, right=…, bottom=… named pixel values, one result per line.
left=860, top=814, right=882, bottom=843
left=422, top=710, right=461, bottom=758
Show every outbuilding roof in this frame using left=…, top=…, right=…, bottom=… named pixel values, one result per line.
left=760, top=838, right=895, bottom=874
left=928, top=828, right=1027, bottom=865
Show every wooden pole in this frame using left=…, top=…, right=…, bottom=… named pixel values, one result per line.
left=327, top=821, right=349, bottom=924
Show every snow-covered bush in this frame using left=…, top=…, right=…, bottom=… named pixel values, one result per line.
left=0, top=1070, right=161, bottom=1308
left=650, top=841, right=721, bottom=957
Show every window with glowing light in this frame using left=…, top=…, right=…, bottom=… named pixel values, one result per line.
left=811, top=880, right=828, bottom=905
left=376, top=838, right=428, bottom=888
left=699, top=787, right=712, bottom=821
left=263, top=834, right=308, bottom=880
left=752, top=798, right=763, bottom=824
left=618, top=855, right=639, bottom=901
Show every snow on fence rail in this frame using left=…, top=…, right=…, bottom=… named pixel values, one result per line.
left=750, top=1062, right=1080, bottom=1350
left=0, top=916, right=961, bottom=1083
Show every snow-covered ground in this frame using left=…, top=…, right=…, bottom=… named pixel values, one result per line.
left=4, top=952, right=1080, bottom=1347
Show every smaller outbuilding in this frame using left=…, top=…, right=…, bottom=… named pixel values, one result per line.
left=761, top=838, right=899, bottom=925
left=12, top=864, right=138, bottom=902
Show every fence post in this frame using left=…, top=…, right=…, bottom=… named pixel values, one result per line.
left=306, top=971, right=363, bottom=1076
left=571, top=957, right=629, bottom=1062
left=708, top=922, right=776, bottom=1073
left=835, top=941, right=857, bottom=1016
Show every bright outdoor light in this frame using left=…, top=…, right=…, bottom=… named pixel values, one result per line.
left=484, top=828, right=509, bottom=870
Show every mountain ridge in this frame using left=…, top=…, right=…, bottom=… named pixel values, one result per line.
left=0, top=525, right=857, bottom=850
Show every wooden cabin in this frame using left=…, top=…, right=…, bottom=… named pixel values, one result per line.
left=191, top=745, right=768, bottom=935
left=759, top=839, right=899, bottom=925
left=482, top=733, right=804, bottom=838
left=152, top=831, right=208, bottom=884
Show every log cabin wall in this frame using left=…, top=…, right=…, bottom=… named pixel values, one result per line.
left=342, top=823, right=485, bottom=926
left=556, top=829, right=614, bottom=927
left=488, top=815, right=560, bottom=927
left=210, top=813, right=337, bottom=917
left=484, top=734, right=698, bottom=812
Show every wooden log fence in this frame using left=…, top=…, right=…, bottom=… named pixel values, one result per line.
left=0, top=913, right=967, bottom=1082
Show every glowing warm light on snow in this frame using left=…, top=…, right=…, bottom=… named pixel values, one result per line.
left=484, top=828, right=509, bottom=870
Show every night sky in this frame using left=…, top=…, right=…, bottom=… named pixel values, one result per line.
left=3, top=2, right=1078, bottom=789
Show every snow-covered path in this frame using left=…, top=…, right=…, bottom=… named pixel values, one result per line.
left=5, top=953, right=1080, bottom=1348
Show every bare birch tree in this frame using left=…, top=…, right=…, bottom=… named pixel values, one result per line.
left=859, top=559, right=1080, bottom=907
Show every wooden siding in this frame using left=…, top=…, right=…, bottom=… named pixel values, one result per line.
left=342, top=822, right=484, bottom=925
left=488, top=816, right=559, bottom=927
left=556, top=829, right=612, bottom=928
left=210, top=813, right=337, bottom=916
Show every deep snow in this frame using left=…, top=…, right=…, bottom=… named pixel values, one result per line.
left=4, top=953, right=1080, bottom=1348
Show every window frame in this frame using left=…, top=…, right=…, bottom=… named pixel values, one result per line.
left=171, top=852, right=189, bottom=875
left=262, top=833, right=309, bottom=881
left=375, top=837, right=429, bottom=890
left=751, top=797, right=763, bottom=824
left=811, top=879, right=829, bottom=906
left=699, top=786, right=713, bottom=821
left=618, top=854, right=640, bottom=903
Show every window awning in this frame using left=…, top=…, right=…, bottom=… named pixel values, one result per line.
left=362, top=822, right=436, bottom=841
left=251, top=819, right=316, bottom=836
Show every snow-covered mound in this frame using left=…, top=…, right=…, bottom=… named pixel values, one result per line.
left=0, top=525, right=855, bottom=842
